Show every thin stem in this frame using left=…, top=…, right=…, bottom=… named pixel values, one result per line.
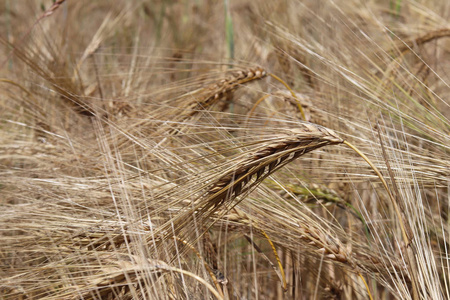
left=269, top=73, right=306, bottom=121
left=358, top=272, right=374, bottom=300
left=259, top=228, right=287, bottom=291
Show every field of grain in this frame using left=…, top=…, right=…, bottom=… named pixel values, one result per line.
left=1, top=1, right=449, bottom=299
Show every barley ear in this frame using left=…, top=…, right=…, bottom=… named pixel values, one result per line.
left=162, top=123, right=344, bottom=242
